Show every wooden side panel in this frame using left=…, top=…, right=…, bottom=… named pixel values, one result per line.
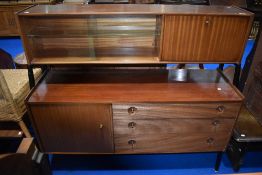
left=29, top=104, right=114, bottom=153
left=161, top=15, right=251, bottom=63
left=114, top=133, right=230, bottom=153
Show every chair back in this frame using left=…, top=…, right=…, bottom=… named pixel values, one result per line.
left=0, top=49, right=15, bottom=69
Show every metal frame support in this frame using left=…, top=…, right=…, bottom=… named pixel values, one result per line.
left=27, top=64, right=35, bottom=89
left=214, top=152, right=223, bottom=172
left=218, top=64, right=224, bottom=71
left=233, top=64, right=241, bottom=88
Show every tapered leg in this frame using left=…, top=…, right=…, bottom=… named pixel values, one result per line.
left=214, top=152, right=223, bottom=172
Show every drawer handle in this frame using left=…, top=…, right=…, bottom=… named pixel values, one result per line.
left=128, top=107, right=137, bottom=115
left=207, top=137, right=214, bottom=144
left=216, top=106, right=225, bottom=113
left=128, top=140, right=136, bottom=148
left=212, top=120, right=220, bottom=126
left=99, top=124, right=104, bottom=129
left=128, top=122, right=136, bottom=128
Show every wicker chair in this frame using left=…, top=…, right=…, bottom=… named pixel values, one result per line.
left=0, top=69, right=41, bottom=137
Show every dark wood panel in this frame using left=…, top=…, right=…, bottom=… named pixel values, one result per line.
left=161, top=15, right=251, bottom=63
left=114, top=133, right=230, bottom=153
left=113, top=118, right=235, bottom=135
left=29, top=104, right=114, bottom=153
left=17, top=4, right=253, bottom=16
left=113, top=103, right=242, bottom=119
left=28, top=69, right=243, bottom=103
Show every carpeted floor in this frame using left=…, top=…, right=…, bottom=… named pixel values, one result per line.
left=0, top=37, right=261, bottom=175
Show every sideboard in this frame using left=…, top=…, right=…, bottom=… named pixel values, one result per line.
left=16, top=4, right=253, bottom=171
left=17, top=4, right=253, bottom=64
left=27, top=68, right=243, bottom=154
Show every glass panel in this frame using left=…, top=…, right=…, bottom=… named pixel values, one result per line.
left=24, top=15, right=161, bottom=63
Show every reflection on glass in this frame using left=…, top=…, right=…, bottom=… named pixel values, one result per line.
left=25, top=15, right=161, bottom=62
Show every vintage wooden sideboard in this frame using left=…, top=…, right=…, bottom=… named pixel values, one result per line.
left=16, top=4, right=253, bottom=170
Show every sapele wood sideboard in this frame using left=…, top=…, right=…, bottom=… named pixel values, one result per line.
left=27, top=69, right=243, bottom=154
left=16, top=4, right=254, bottom=64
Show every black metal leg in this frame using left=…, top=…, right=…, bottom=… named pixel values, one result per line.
left=233, top=64, right=241, bottom=88
left=199, top=64, right=204, bottom=69
left=218, top=64, right=224, bottom=71
left=214, top=152, right=223, bottom=172
left=27, top=64, right=35, bottom=89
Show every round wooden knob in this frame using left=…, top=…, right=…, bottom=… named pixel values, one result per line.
left=128, top=107, right=137, bottom=115
left=99, top=124, right=104, bottom=129
left=128, top=140, right=136, bottom=145
left=212, top=120, right=220, bottom=126
left=128, top=122, right=136, bottom=128
left=207, top=137, right=214, bottom=144
left=216, top=106, right=225, bottom=113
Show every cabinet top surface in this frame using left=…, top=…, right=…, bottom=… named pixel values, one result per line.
left=17, top=4, right=253, bottom=16
left=28, top=69, right=243, bottom=103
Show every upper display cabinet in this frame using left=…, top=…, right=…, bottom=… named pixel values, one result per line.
left=16, top=4, right=254, bottom=65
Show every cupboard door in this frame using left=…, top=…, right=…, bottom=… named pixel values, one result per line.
left=29, top=104, right=114, bottom=153
left=161, top=15, right=251, bottom=63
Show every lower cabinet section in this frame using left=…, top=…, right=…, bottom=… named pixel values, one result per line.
left=114, top=133, right=230, bottom=153
left=29, top=104, right=114, bottom=153
left=28, top=102, right=240, bottom=154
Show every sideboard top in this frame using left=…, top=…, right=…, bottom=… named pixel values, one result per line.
left=17, top=4, right=253, bottom=16
left=28, top=69, right=243, bottom=104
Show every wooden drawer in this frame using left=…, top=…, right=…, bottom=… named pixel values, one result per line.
left=113, top=103, right=241, bottom=120
left=114, top=133, right=230, bottom=153
left=113, top=118, right=235, bottom=135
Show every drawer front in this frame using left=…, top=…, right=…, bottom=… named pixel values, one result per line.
left=113, top=103, right=241, bottom=119
left=113, top=118, right=235, bottom=135
left=114, top=133, right=230, bottom=153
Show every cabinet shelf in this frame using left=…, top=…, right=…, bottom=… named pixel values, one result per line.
left=31, top=56, right=159, bottom=64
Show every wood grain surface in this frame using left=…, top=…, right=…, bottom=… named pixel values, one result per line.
left=29, top=104, right=114, bottom=153
left=114, top=133, right=230, bottom=153
left=161, top=15, right=251, bottom=63
left=113, top=118, right=235, bottom=135
left=28, top=69, right=243, bottom=103
left=113, top=103, right=241, bottom=119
